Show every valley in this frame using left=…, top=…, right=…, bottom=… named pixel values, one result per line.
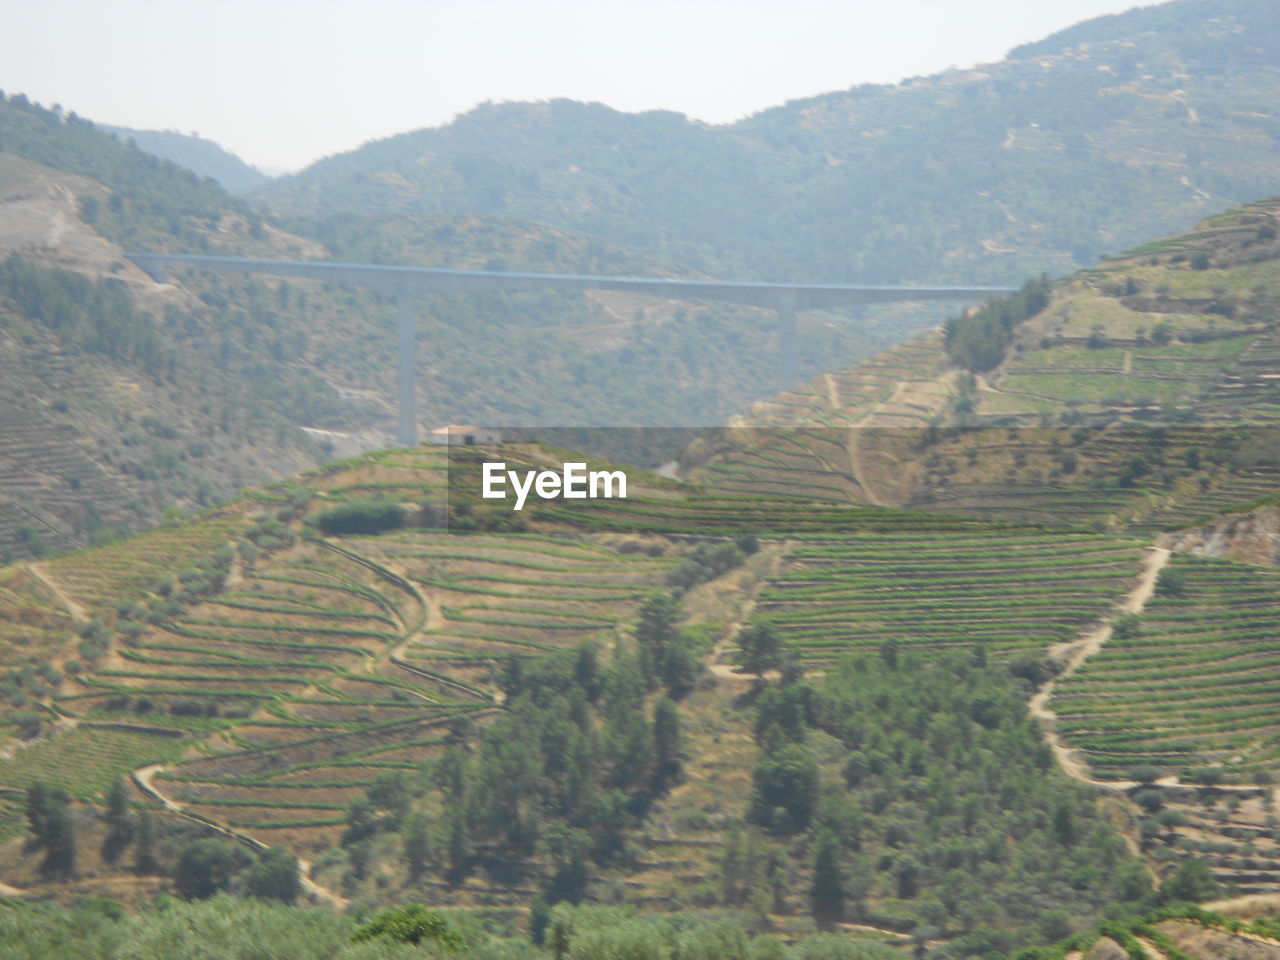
left=3, top=2, right=1280, bottom=958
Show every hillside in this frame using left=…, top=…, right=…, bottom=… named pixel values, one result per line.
left=0, top=436, right=1276, bottom=957
left=683, top=196, right=1280, bottom=532
left=8, top=2, right=1280, bottom=953
left=8, top=0, right=1280, bottom=563
left=101, top=126, right=273, bottom=194
left=660, top=197, right=1280, bottom=921
left=258, top=0, right=1280, bottom=285
left=0, top=94, right=889, bottom=559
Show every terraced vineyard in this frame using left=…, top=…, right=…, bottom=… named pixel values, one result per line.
left=354, top=532, right=675, bottom=684
left=1054, top=554, right=1280, bottom=783
left=42, top=511, right=248, bottom=619
left=753, top=531, right=1146, bottom=664
left=62, top=539, right=462, bottom=844
left=2, top=513, right=684, bottom=859
left=0, top=565, right=77, bottom=667
left=1, top=422, right=1275, bottom=936
left=674, top=202, right=1280, bottom=543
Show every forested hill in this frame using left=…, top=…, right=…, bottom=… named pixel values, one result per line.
left=101, top=126, right=273, bottom=194
left=257, top=0, right=1280, bottom=285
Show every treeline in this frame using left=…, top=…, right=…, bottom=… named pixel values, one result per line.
left=0, top=891, right=1246, bottom=960
left=943, top=276, right=1051, bottom=372
left=0, top=895, right=907, bottom=960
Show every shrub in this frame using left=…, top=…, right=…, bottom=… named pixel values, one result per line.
left=315, top=500, right=406, bottom=536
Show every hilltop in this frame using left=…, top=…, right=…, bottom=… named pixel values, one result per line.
left=258, top=0, right=1280, bottom=285
left=100, top=126, right=273, bottom=194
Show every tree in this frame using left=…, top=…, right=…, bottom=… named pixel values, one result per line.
left=25, top=782, right=75, bottom=877
left=174, top=838, right=246, bottom=900
left=134, top=809, right=157, bottom=874
left=1160, top=857, right=1220, bottom=903
left=636, top=594, right=679, bottom=654
left=102, top=776, right=133, bottom=863
left=1052, top=801, right=1077, bottom=846
left=635, top=594, right=680, bottom=688
left=342, top=795, right=378, bottom=846
left=367, top=770, right=412, bottom=828
left=25, top=782, right=65, bottom=841
left=352, top=904, right=462, bottom=949
left=529, top=897, right=552, bottom=946
left=1155, top=568, right=1187, bottom=598
left=403, top=812, right=432, bottom=880
left=652, top=698, right=683, bottom=791
left=659, top=635, right=702, bottom=697
left=41, top=799, right=76, bottom=878
left=242, top=846, right=301, bottom=903
left=749, top=744, right=818, bottom=831
left=105, top=777, right=130, bottom=829
left=737, top=622, right=782, bottom=679
left=811, top=831, right=845, bottom=928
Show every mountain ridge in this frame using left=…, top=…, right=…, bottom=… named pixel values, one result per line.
left=257, top=0, right=1280, bottom=286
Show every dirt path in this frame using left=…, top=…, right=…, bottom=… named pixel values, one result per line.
left=1205, top=891, right=1280, bottom=915
left=133, top=764, right=349, bottom=910
left=27, top=562, right=90, bottom=624
left=823, top=374, right=841, bottom=411
left=384, top=568, right=497, bottom=703
left=1028, top=546, right=1171, bottom=791
left=707, top=543, right=791, bottom=683
left=842, top=380, right=916, bottom=507
left=845, top=425, right=885, bottom=507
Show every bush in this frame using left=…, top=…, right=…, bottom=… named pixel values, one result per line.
left=351, top=904, right=461, bottom=948
left=315, top=500, right=406, bottom=536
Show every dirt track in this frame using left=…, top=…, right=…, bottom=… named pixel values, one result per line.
left=1027, top=546, right=1170, bottom=791
left=133, top=763, right=349, bottom=910
left=27, top=562, right=90, bottom=624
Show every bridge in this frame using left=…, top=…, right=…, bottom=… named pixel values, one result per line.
left=126, top=253, right=1016, bottom=445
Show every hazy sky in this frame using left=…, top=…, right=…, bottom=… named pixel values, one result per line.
left=5, top=0, right=1147, bottom=172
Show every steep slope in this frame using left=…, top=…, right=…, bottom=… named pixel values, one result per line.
left=258, top=0, right=1280, bottom=285
left=0, top=443, right=1160, bottom=954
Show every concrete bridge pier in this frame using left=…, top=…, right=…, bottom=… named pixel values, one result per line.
left=122, top=252, right=1016, bottom=443
left=396, top=289, right=418, bottom=446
